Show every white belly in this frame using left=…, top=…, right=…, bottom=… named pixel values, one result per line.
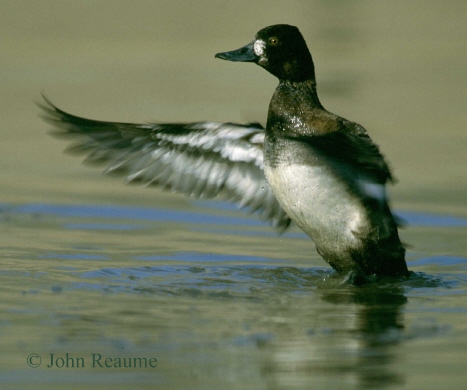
left=264, top=164, right=367, bottom=252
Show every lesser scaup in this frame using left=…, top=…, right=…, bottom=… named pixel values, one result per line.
left=40, top=24, right=409, bottom=280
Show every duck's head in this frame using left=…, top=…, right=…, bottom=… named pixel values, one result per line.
left=215, top=24, right=315, bottom=83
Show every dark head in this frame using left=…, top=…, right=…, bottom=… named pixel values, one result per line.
left=215, top=24, right=315, bottom=82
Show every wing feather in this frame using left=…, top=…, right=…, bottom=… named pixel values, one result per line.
left=39, top=95, right=291, bottom=231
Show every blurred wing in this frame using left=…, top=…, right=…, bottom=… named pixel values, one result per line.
left=291, top=118, right=393, bottom=185
left=39, top=96, right=291, bottom=231
left=340, top=120, right=394, bottom=184
left=290, top=119, right=394, bottom=205
left=306, top=128, right=393, bottom=184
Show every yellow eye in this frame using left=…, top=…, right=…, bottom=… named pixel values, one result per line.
left=269, top=37, right=279, bottom=46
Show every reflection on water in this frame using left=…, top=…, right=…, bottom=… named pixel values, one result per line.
left=1, top=201, right=466, bottom=388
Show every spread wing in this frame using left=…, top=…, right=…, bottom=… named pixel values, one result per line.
left=290, top=118, right=394, bottom=205
left=39, top=95, right=291, bottom=231
left=307, top=124, right=393, bottom=185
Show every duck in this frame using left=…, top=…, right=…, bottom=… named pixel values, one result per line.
left=39, top=24, right=409, bottom=280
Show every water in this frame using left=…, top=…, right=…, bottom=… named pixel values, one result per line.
left=1, top=1, right=466, bottom=389
left=1, top=202, right=466, bottom=389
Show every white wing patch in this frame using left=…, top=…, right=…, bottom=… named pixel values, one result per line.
left=357, top=179, right=387, bottom=204
left=39, top=97, right=291, bottom=231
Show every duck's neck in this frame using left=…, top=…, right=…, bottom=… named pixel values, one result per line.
left=278, top=79, right=323, bottom=109
left=266, top=78, right=326, bottom=137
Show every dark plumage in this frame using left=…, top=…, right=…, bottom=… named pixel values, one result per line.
left=40, top=24, right=409, bottom=279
